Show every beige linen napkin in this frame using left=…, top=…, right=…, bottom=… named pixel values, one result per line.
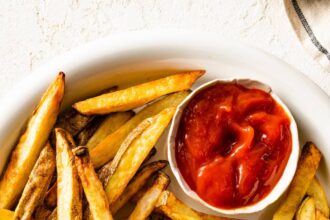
left=284, top=0, right=330, bottom=72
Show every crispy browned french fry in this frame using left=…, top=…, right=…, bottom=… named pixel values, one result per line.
left=73, top=71, right=203, bottom=115
left=56, top=128, right=82, bottom=220
left=128, top=172, right=170, bottom=220
left=73, top=146, right=113, bottom=220
left=306, top=178, right=329, bottom=217
left=86, top=111, right=134, bottom=150
left=76, top=116, right=105, bottom=145
left=155, top=191, right=233, bottom=220
left=295, top=197, right=316, bottom=220
left=44, top=182, right=57, bottom=210
left=91, top=92, right=189, bottom=168
left=0, top=209, right=14, bottom=220
left=105, top=107, right=175, bottom=204
left=143, top=147, right=157, bottom=164
left=273, top=142, right=322, bottom=220
left=0, top=73, right=65, bottom=209
left=14, top=143, right=56, bottom=220
left=50, top=108, right=94, bottom=146
left=34, top=205, right=52, bottom=220
left=111, top=160, right=168, bottom=214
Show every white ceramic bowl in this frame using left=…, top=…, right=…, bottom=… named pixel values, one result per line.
left=167, top=78, right=300, bottom=215
left=0, top=31, right=329, bottom=219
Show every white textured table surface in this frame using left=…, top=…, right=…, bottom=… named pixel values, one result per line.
left=0, top=0, right=329, bottom=98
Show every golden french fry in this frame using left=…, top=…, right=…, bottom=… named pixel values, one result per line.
left=295, top=197, right=316, bottom=220
left=73, top=146, right=113, bottom=220
left=73, top=71, right=203, bottom=115
left=0, top=73, right=65, bottom=209
left=44, top=182, right=57, bottom=210
left=316, top=209, right=329, bottom=220
left=306, top=178, right=329, bottom=217
left=86, top=111, right=134, bottom=150
left=273, top=142, right=322, bottom=220
left=91, top=92, right=189, bottom=168
left=106, top=116, right=154, bottom=181
left=56, top=128, right=82, bottom=220
left=14, top=143, right=56, bottom=220
left=111, top=160, right=168, bottom=214
left=0, top=209, right=14, bottom=220
left=143, top=147, right=157, bottom=164
left=128, top=172, right=170, bottom=220
left=155, top=191, right=233, bottom=220
left=106, top=107, right=175, bottom=204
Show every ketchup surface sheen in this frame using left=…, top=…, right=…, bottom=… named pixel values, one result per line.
left=175, top=83, right=292, bottom=209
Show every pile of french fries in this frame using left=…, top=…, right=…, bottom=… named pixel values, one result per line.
left=0, top=70, right=328, bottom=220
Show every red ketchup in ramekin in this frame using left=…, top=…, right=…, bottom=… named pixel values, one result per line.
left=175, top=82, right=292, bottom=209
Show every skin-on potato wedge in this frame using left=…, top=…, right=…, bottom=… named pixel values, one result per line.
left=0, top=73, right=65, bottom=209
left=111, top=160, right=168, bottom=214
left=273, top=142, right=322, bottom=220
left=106, top=107, right=175, bottom=204
left=91, top=91, right=189, bottom=168
left=73, top=71, right=203, bottom=115
left=86, top=111, right=134, bottom=150
left=73, top=146, right=113, bottom=220
left=295, top=197, right=316, bottom=220
left=56, top=128, right=82, bottom=220
left=155, top=191, right=233, bottom=220
left=14, top=143, right=56, bottom=220
left=128, top=172, right=170, bottom=220
left=0, top=209, right=14, bottom=220
left=306, top=178, right=330, bottom=217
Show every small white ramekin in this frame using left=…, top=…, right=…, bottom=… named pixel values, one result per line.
left=167, top=78, right=299, bottom=215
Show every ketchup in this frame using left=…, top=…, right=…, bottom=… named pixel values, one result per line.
left=175, top=83, right=292, bottom=209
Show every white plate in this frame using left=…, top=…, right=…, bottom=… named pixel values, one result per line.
left=0, top=30, right=329, bottom=219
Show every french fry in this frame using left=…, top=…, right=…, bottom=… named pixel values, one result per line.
left=105, top=107, right=175, bottom=204
left=50, top=108, right=93, bottom=146
left=14, top=143, right=56, bottom=220
left=106, top=116, right=154, bottom=181
left=73, top=71, right=203, bottom=115
left=0, top=209, right=14, bottom=220
left=76, top=116, right=105, bottom=145
left=306, top=178, right=329, bottom=217
left=295, top=197, right=316, bottom=220
left=97, top=147, right=157, bottom=188
left=47, top=208, right=57, bottom=220
left=273, top=142, right=322, bottom=220
left=56, top=128, right=82, bottom=220
left=73, top=146, right=113, bottom=220
left=128, top=172, right=170, bottom=220
left=86, top=111, right=134, bottom=150
left=155, top=191, right=233, bottom=220
left=316, top=209, right=328, bottom=220
left=0, top=72, right=64, bottom=209
left=91, top=92, right=189, bottom=168
left=44, top=182, right=57, bottom=209
left=111, top=160, right=168, bottom=214
left=34, top=205, right=52, bottom=220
